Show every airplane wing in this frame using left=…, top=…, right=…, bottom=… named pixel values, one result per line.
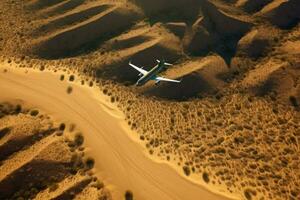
left=155, top=76, right=181, bottom=83
left=129, top=62, right=148, bottom=75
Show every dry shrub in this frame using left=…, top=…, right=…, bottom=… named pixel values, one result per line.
left=67, top=86, right=73, bottom=94
left=39, top=65, right=45, bottom=71
left=202, top=172, right=210, bottom=183
left=74, top=133, right=84, bottom=146
left=60, top=74, right=64, bottom=81
left=125, top=190, right=133, bottom=200
left=289, top=96, right=298, bottom=107
left=59, top=123, right=66, bottom=131
left=183, top=165, right=191, bottom=176
left=69, top=75, right=75, bottom=82
left=30, top=109, right=39, bottom=116
left=85, top=157, right=95, bottom=169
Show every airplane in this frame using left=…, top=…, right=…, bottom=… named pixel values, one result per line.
left=129, top=59, right=181, bottom=86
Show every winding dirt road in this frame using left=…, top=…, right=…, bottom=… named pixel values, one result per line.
left=0, top=64, right=234, bottom=200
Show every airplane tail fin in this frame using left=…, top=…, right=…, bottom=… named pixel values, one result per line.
left=156, top=59, right=173, bottom=66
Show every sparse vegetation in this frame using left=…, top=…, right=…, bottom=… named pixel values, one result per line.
left=85, top=157, right=95, bottom=169
left=15, top=104, right=22, bottom=113
left=103, top=88, right=108, bottom=95
left=69, top=75, right=75, bottom=82
left=59, top=123, right=66, bottom=131
left=74, top=133, right=84, bottom=146
left=30, top=109, right=39, bottom=116
left=69, top=123, right=76, bottom=132
left=67, top=86, right=73, bottom=94
left=202, top=172, right=210, bottom=183
left=110, top=96, right=115, bottom=103
left=183, top=165, right=190, bottom=176
left=289, top=96, right=299, bottom=107
left=39, top=65, right=45, bottom=71
left=60, top=74, right=64, bottom=81
left=244, top=189, right=256, bottom=200
left=125, top=190, right=133, bottom=200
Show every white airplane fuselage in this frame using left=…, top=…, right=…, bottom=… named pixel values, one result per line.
left=136, top=63, right=164, bottom=86
left=129, top=60, right=180, bottom=85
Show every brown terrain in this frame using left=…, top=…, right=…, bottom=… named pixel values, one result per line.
left=0, top=0, right=300, bottom=200
left=0, top=102, right=111, bottom=200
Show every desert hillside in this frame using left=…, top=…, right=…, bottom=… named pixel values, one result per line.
left=0, top=0, right=299, bottom=103
left=0, top=101, right=111, bottom=200
left=0, top=0, right=299, bottom=200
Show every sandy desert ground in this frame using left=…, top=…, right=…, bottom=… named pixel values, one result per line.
left=0, top=63, right=233, bottom=200
left=0, top=0, right=300, bottom=200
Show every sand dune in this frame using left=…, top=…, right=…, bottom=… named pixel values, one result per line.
left=0, top=0, right=299, bottom=199
left=236, top=0, right=273, bottom=13
left=258, top=0, right=300, bottom=28
left=141, top=55, right=228, bottom=100
left=0, top=103, right=111, bottom=200
left=32, top=3, right=143, bottom=58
